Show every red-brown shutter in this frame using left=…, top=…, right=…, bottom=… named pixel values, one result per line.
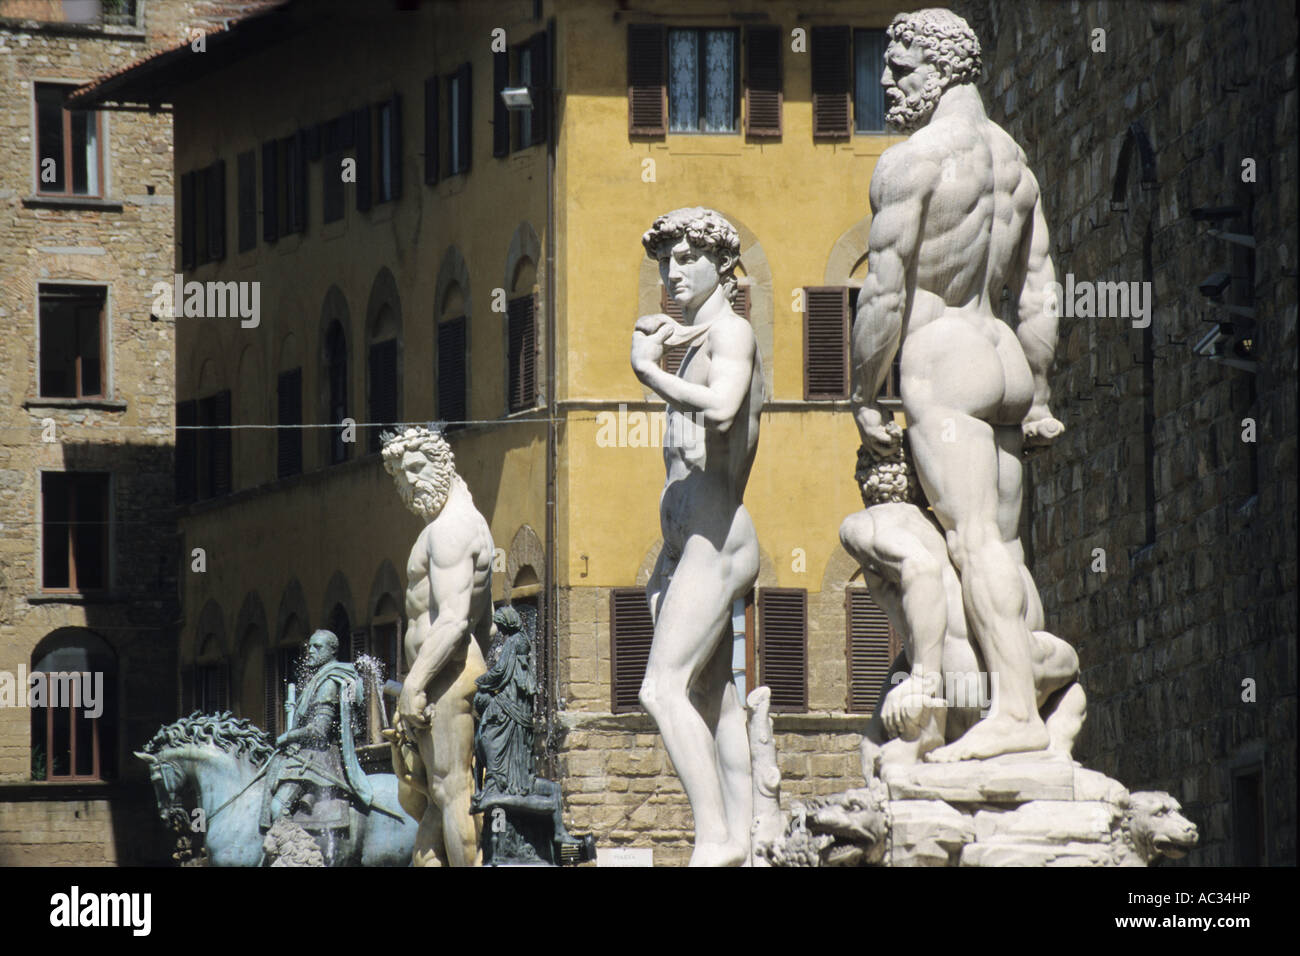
left=846, top=586, right=897, bottom=713
left=811, top=26, right=852, bottom=138
left=804, top=286, right=850, bottom=399
left=627, top=24, right=666, bottom=136
left=745, top=26, right=782, bottom=137
left=659, top=285, right=688, bottom=374
left=759, top=588, right=807, bottom=712
left=734, top=283, right=751, bottom=321
left=507, top=294, right=537, bottom=413
left=610, top=588, right=654, bottom=713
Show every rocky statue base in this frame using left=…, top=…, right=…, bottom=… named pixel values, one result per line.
left=748, top=692, right=1198, bottom=867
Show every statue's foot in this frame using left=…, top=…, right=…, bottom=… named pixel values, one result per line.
left=689, top=839, right=747, bottom=867
left=1023, top=407, right=1065, bottom=447
left=1045, top=682, right=1087, bottom=755
left=924, top=716, right=1049, bottom=763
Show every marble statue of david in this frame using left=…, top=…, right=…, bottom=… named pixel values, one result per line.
left=631, top=208, right=764, bottom=867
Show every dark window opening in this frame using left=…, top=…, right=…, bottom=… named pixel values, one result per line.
left=39, top=285, right=105, bottom=399
left=41, top=472, right=109, bottom=592
left=35, top=83, right=102, bottom=197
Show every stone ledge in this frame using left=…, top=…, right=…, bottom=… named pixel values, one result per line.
left=21, top=196, right=125, bottom=213
left=22, top=398, right=128, bottom=412
left=558, top=710, right=872, bottom=735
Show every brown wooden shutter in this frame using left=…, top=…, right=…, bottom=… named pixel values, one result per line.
left=277, top=368, right=302, bottom=478
left=627, top=24, right=666, bottom=135
left=493, top=50, right=510, bottom=158
left=387, top=93, right=402, bottom=201
left=212, top=389, right=232, bottom=496
left=758, top=587, right=807, bottom=711
left=355, top=106, right=372, bottom=211
left=180, top=170, right=196, bottom=269
left=610, top=588, right=654, bottom=713
left=734, top=284, right=751, bottom=321
left=424, top=76, right=439, bottom=183
left=529, top=30, right=549, bottom=146
left=507, top=294, right=537, bottom=412
left=745, top=26, right=782, bottom=137
left=368, top=339, right=398, bottom=452
left=206, top=159, right=225, bottom=261
left=804, top=286, right=850, bottom=399
left=437, top=317, right=467, bottom=426
left=261, top=140, right=278, bottom=242
left=236, top=151, right=256, bottom=252
left=659, top=285, right=689, bottom=374
left=175, top=399, right=197, bottom=504
left=846, top=586, right=897, bottom=714
left=811, top=26, right=852, bottom=138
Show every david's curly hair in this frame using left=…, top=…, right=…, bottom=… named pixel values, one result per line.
left=642, top=207, right=742, bottom=305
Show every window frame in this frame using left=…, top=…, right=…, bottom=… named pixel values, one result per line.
left=39, top=471, right=112, bottom=595
left=665, top=26, right=741, bottom=135
left=34, top=81, right=105, bottom=199
left=36, top=282, right=109, bottom=401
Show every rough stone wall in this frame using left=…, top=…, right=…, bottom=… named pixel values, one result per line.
left=0, top=785, right=167, bottom=865
left=949, top=0, right=1298, bottom=865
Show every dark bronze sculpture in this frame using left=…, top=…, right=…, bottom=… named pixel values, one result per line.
left=471, top=607, right=595, bottom=866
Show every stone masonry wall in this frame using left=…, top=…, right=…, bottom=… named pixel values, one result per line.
left=950, top=0, right=1298, bottom=865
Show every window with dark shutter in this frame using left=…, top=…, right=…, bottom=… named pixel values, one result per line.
left=355, top=106, right=372, bottom=211
left=326, top=321, right=349, bottom=464
left=846, top=586, right=899, bottom=714
left=368, top=338, right=398, bottom=452
left=176, top=399, right=196, bottom=503
left=262, top=140, right=279, bottom=243
left=803, top=286, right=850, bottom=399
left=450, top=64, right=472, bottom=175
left=236, top=151, right=256, bottom=252
left=507, top=294, right=537, bottom=413
left=627, top=24, right=666, bottom=136
left=211, top=389, right=232, bottom=496
left=181, top=170, right=197, bottom=268
left=277, top=368, right=303, bottom=478
left=745, top=26, right=782, bottom=137
left=286, top=131, right=307, bottom=233
left=424, top=76, right=439, bottom=184
left=811, top=26, right=852, bottom=139
left=493, top=50, right=510, bottom=158
left=212, top=173, right=227, bottom=259
left=658, top=285, right=689, bottom=375
left=437, top=317, right=467, bottom=427
left=758, top=587, right=807, bottom=711
left=734, top=283, right=751, bottom=321
left=377, top=93, right=400, bottom=204
left=610, top=588, right=654, bottom=713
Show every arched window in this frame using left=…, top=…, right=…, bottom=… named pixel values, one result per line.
left=265, top=612, right=306, bottom=735
left=368, top=305, right=399, bottom=452
left=327, top=602, right=352, bottom=662
left=506, top=258, right=538, bottom=413
left=370, top=593, right=404, bottom=686
left=29, top=629, right=117, bottom=781
left=194, top=634, right=230, bottom=713
left=437, top=282, right=468, bottom=427
left=325, top=320, right=349, bottom=464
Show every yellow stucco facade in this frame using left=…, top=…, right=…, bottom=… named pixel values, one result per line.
left=162, top=0, right=915, bottom=864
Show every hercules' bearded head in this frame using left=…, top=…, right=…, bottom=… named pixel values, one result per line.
left=381, top=426, right=457, bottom=521
left=883, top=9, right=982, bottom=132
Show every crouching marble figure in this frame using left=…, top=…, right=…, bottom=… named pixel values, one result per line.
left=382, top=425, right=495, bottom=866
left=631, top=207, right=763, bottom=867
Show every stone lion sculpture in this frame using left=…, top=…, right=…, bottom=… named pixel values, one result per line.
left=1116, top=791, right=1200, bottom=866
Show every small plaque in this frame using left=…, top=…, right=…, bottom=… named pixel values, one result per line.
left=597, top=847, right=653, bottom=867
